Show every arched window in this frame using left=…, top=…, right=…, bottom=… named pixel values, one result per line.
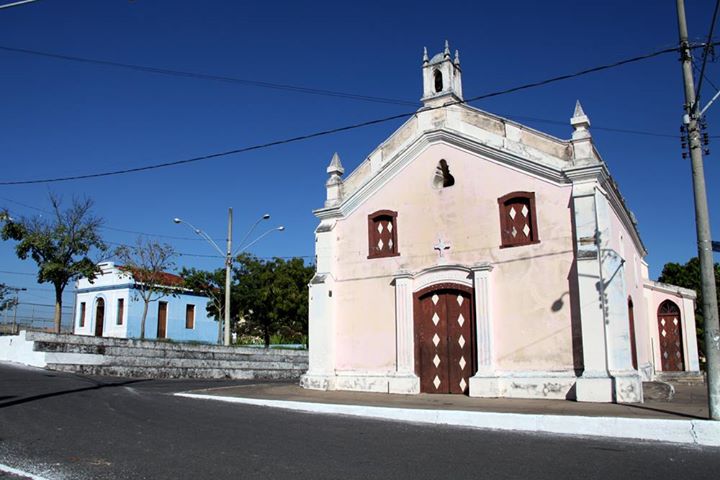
left=368, top=210, right=399, bottom=259
left=497, top=191, right=539, bottom=248
left=434, top=70, right=443, bottom=93
left=433, top=159, right=455, bottom=188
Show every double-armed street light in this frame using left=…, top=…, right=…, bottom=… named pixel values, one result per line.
left=173, top=208, right=284, bottom=346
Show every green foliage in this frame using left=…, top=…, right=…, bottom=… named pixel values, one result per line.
left=180, top=267, right=226, bottom=320
left=115, top=237, right=177, bottom=340
left=658, top=257, right=720, bottom=366
left=232, top=253, right=314, bottom=348
left=0, top=195, right=105, bottom=333
left=180, top=266, right=226, bottom=344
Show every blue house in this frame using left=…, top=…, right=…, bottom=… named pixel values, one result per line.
left=73, top=262, right=218, bottom=343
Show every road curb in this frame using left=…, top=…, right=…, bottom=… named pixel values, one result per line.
left=0, top=462, right=51, bottom=480
left=175, top=392, right=720, bottom=447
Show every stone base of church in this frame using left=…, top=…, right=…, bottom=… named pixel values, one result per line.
left=468, top=371, right=576, bottom=400
left=299, top=371, right=420, bottom=394
left=575, top=371, right=644, bottom=403
left=575, top=375, right=614, bottom=403
left=299, top=372, right=335, bottom=391
left=611, top=370, right=644, bottom=403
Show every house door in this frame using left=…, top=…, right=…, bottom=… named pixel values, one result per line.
left=157, top=302, right=168, bottom=339
left=657, top=300, right=684, bottom=371
left=414, top=284, right=475, bottom=394
left=94, top=298, right=105, bottom=337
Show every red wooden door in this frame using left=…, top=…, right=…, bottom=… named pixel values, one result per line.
left=157, top=302, right=168, bottom=339
left=657, top=300, right=684, bottom=371
left=94, top=298, right=105, bottom=337
left=414, top=285, right=474, bottom=394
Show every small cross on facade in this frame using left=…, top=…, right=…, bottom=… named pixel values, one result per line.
left=433, top=237, right=451, bottom=257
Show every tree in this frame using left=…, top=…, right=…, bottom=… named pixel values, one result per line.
left=0, top=284, right=18, bottom=313
left=233, top=254, right=313, bottom=347
left=1, top=195, right=105, bottom=333
left=180, top=267, right=226, bottom=343
left=658, top=257, right=720, bottom=366
left=115, top=238, right=177, bottom=340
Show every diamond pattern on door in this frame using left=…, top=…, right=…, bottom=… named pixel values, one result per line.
left=657, top=300, right=684, bottom=371
left=415, top=287, right=474, bottom=394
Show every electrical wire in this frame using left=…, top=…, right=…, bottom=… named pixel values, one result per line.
left=694, top=0, right=720, bottom=106
left=0, top=45, right=420, bottom=107
left=0, top=0, right=41, bottom=9
left=0, top=45, right=685, bottom=186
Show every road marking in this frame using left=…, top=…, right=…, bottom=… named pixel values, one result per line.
left=0, top=462, right=51, bottom=480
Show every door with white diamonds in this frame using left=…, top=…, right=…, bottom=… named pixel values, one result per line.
left=414, top=284, right=475, bottom=394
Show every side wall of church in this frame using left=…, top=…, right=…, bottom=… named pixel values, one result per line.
left=607, top=205, right=651, bottom=376
left=331, top=142, right=576, bottom=374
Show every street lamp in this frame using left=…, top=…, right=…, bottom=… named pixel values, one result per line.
left=173, top=209, right=284, bottom=346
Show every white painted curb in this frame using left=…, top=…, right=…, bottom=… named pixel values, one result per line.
left=175, top=392, right=720, bottom=447
left=0, top=462, right=51, bottom=480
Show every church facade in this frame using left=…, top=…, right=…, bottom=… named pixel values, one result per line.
left=300, top=43, right=700, bottom=403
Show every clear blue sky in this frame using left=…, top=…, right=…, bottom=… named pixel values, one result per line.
left=1, top=0, right=718, bottom=327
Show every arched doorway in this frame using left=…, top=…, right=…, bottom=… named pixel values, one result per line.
left=94, top=298, right=105, bottom=337
left=413, top=283, right=475, bottom=394
left=657, top=300, right=684, bottom=371
left=628, top=297, right=638, bottom=370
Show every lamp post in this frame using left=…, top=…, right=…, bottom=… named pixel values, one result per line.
left=174, top=209, right=284, bottom=346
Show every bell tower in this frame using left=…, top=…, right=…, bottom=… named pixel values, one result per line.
left=421, top=40, right=463, bottom=106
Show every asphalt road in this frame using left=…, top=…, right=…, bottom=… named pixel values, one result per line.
left=0, top=363, right=718, bottom=480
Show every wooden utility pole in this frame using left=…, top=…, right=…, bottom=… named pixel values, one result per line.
left=676, top=0, right=720, bottom=420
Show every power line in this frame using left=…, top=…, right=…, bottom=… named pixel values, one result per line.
left=0, top=195, right=222, bottom=242
left=0, top=270, right=36, bottom=276
left=0, top=0, right=41, bottom=9
left=0, top=45, right=686, bottom=186
left=0, top=45, right=420, bottom=107
left=694, top=0, right=720, bottom=104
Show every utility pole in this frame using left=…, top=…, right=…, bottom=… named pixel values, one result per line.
left=224, top=207, right=233, bottom=346
left=676, top=0, right=720, bottom=420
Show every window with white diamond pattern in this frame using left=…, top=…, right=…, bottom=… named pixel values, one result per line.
left=368, top=210, right=399, bottom=259
left=497, top=191, right=539, bottom=248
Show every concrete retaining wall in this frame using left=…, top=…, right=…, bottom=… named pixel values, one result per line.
left=0, top=331, right=308, bottom=380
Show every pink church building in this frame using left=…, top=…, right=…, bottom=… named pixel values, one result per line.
left=301, top=42, right=700, bottom=403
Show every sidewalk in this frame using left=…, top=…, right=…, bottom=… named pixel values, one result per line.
left=176, top=382, right=720, bottom=447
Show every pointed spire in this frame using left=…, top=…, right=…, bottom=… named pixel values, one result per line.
left=570, top=100, right=591, bottom=140
left=444, top=40, right=450, bottom=58
left=325, top=152, right=345, bottom=207
left=573, top=100, right=586, bottom=118
left=454, top=49, right=460, bottom=66
left=423, top=46, right=429, bottom=65
left=327, top=152, right=344, bottom=176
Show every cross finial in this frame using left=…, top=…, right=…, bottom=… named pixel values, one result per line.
left=433, top=237, right=451, bottom=258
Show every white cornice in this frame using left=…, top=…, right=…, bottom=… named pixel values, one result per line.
left=317, top=128, right=575, bottom=221
left=315, top=127, right=648, bottom=259
left=644, top=280, right=697, bottom=299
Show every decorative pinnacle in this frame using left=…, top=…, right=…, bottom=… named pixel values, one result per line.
left=423, top=46, right=429, bottom=64
left=444, top=40, right=450, bottom=57
left=327, top=152, right=344, bottom=176
left=570, top=100, right=591, bottom=139
left=454, top=49, right=460, bottom=66
left=573, top=100, right=586, bottom=118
